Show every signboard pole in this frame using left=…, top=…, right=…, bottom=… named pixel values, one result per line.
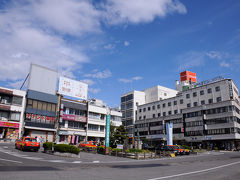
left=105, top=115, right=110, bottom=154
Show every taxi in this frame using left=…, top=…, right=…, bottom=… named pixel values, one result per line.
left=78, top=141, right=97, bottom=148
left=177, top=145, right=191, bottom=155
left=15, top=137, right=40, bottom=152
left=167, top=145, right=185, bottom=155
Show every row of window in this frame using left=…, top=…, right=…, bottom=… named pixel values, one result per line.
left=88, top=112, right=105, bottom=120
left=186, top=121, right=203, bottom=127
left=67, top=121, right=85, bottom=129
left=27, top=99, right=56, bottom=112
left=139, top=96, right=222, bottom=114
left=121, top=94, right=134, bottom=103
left=0, top=95, right=23, bottom=106
left=0, top=111, right=21, bottom=121
left=88, top=124, right=105, bottom=132
left=206, top=128, right=233, bottom=135
left=186, top=86, right=220, bottom=99
left=63, top=107, right=86, bottom=116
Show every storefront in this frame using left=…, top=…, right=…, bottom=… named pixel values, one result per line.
left=0, top=121, right=19, bottom=141
left=59, top=130, right=86, bottom=144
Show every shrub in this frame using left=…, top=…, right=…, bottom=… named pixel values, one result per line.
left=213, top=147, right=218, bottom=150
left=97, top=146, right=105, bottom=154
left=182, top=145, right=191, bottom=150
left=54, top=144, right=80, bottom=155
left=125, top=148, right=143, bottom=153
left=111, top=148, right=122, bottom=152
left=43, top=142, right=53, bottom=150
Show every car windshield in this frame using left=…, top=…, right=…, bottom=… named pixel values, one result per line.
left=178, top=146, right=184, bottom=149
left=173, top=145, right=180, bottom=149
left=25, top=138, right=37, bottom=142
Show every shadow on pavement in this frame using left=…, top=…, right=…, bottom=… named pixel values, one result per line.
left=111, top=163, right=169, bottom=169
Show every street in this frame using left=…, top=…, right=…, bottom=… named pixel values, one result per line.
left=0, top=143, right=240, bottom=180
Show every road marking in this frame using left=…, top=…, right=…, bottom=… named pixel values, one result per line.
left=3, top=146, right=8, bottom=149
left=0, top=158, right=22, bottom=164
left=48, top=160, right=66, bottom=163
left=72, top=161, right=82, bottom=163
left=24, top=157, right=43, bottom=160
left=93, top=161, right=100, bottom=163
left=147, top=161, right=240, bottom=180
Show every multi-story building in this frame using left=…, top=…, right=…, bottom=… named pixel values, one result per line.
left=0, top=87, right=26, bottom=141
left=24, top=90, right=58, bottom=142
left=58, top=98, right=88, bottom=144
left=135, top=75, right=240, bottom=150
left=121, top=86, right=178, bottom=137
left=110, top=108, right=122, bottom=127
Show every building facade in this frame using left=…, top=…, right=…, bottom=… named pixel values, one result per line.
left=121, top=86, right=178, bottom=137
left=23, top=90, right=58, bottom=142
left=58, top=98, right=88, bottom=144
left=0, top=87, right=26, bottom=141
left=135, top=78, right=240, bottom=150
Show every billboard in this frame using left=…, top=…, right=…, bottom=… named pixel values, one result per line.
left=58, top=76, right=88, bottom=100
left=180, top=71, right=197, bottom=83
left=28, top=64, right=58, bottom=95
left=105, top=115, right=110, bottom=148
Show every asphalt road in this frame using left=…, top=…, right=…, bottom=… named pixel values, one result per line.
left=0, top=143, right=240, bottom=180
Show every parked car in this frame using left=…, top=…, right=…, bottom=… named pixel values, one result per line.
left=142, top=143, right=154, bottom=150
left=15, top=137, right=40, bottom=152
left=167, top=145, right=185, bottom=155
left=78, top=141, right=97, bottom=149
left=176, top=145, right=191, bottom=155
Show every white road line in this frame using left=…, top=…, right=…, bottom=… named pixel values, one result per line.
left=3, top=146, right=8, bottom=149
left=147, top=161, right=240, bottom=180
left=0, top=158, right=22, bottom=164
left=24, top=157, right=43, bottom=160
left=48, top=160, right=66, bottom=163
left=93, top=161, right=100, bottom=163
left=72, top=161, right=82, bottom=163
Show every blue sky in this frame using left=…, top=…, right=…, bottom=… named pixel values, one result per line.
left=0, top=0, right=240, bottom=107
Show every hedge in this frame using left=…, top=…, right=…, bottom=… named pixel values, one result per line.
left=43, top=142, right=53, bottom=150
left=54, top=144, right=80, bottom=155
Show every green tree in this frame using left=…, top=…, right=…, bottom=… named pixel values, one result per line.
left=110, top=125, right=128, bottom=148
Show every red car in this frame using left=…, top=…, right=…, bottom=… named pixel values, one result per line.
left=15, top=137, right=40, bottom=152
left=78, top=141, right=97, bottom=148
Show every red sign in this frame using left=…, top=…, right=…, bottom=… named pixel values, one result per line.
left=26, top=113, right=31, bottom=119
left=62, top=114, right=87, bottom=122
left=0, top=121, right=19, bottom=128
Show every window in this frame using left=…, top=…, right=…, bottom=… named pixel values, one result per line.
left=163, top=112, right=166, bottom=116
left=186, top=94, right=190, bottom=99
left=126, top=102, right=133, bottom=109
left=168, top=102, right=171, bottom=107
left=148, top=107, right=151, bottom=111
left=193, top=92, right=197, bottom=97
left=180, top=99, right=183, bottom=104
left=216, top=97, right=222, bottom=102
left=12, top=96, right=23, bottom=105
left=215, top=86, right=220, bottom=92
left=143, top=108, right=146, bottom=112
left=174, top=101, right=177, bottom=105
left=139, top=116, right=142, bottom=120
left=152, top=114, right=155, bottom=118
left=194, top=102, right=198, bottom=107
left=51, top=104, right=56, bottom=112
left=33, top=100, right=38, bottom=109
left=121, top=104, right=125, bottom=110
left=27, top=99, right=33, bottom=108
left=121, top=96, right=126, bottom=103
left=42, top=102, right=47, bottom=111
left=168, top=111, right=172, bottom=115
left=174, top=110, right=178, bottom=114
left=139, top=109, right=142, bottom=113
left=100, top=126, right=104, bottom=132
left=88, top=124, right=99, bottom=131
left=164, top=93, right=167, bottom=96
left=201, top=100, right=205, bottom=105
left=126, top=94, right=133, bottom=101
left=162, top=103, right=166, bottom=108
left=158, top=113, right=161, bottom=117
left=152, top=106, right=155, bottom=110
left=207, top=88, right=212, bottom=93
left=200, top=90, right=204, bottom=95
left=0, top=111, right=9, bottom=120
left=187, top=103, right=191, bottom=108
left=208, top=99, right=213, bottom=104
left=37, top=101, right=42, bottom=110
left=157, top=104, right=160, bottom=109
left=143, top=116, right=146, bottom=119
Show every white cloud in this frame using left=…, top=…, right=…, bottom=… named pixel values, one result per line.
left=103, top=0, right=187, bottom=24
left=84, top=70, right=112, bottom=79
left=124, top=41, right=130, bottom=46
left=118, top=76, right=143, bottom=83
left=89, top=88, right=101, bottom=94
left=220, top=61, right=230, bottom=68
left=80, top=79, right=95, bottom=86
left=104, top=44, right=115, bottom=50
left=176, top=51, right=206, bottom=71
left=206, top=51, right=223, bottom=60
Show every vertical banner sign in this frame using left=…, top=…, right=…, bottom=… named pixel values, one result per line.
left=166, top=122, right=173, bottom=145
left=105, top=115, right=110, bottom=148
